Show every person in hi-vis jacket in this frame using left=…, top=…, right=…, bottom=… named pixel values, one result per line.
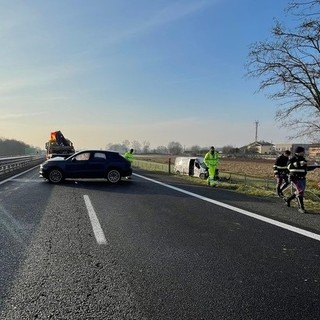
left=124, top=148, right=134, bottom=163
left=123, top=148, right=134, bottom=179
left=204, top=146, right=219, bottom=186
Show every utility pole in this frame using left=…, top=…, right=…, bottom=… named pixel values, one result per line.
left=255, top=120, right=259, bottom=142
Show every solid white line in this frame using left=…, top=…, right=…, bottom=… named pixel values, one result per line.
left=0, top=166, right=38, bottom=185
left=83, top=195, right=107, bottom=245
left=133, top=173, right=320, bottom=242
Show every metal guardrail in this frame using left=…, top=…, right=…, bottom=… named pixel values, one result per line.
left=0, top=155, right=46, bottom=181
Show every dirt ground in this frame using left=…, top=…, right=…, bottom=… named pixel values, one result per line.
left=219, top=157, right=320, bottom=184
left=218, top=157, right=274, bottom=177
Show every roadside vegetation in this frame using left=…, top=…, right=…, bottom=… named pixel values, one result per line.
left=0, top=138, right=40, bottom=156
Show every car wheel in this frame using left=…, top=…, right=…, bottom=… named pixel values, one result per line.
left=199, top=173, right=206, bottom=179
left=107, top=169, right=121, bottom=183
left=48, top=168, right=64, bottom=184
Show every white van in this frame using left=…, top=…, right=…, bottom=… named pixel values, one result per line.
left=174, top=157, right=209, bottom=179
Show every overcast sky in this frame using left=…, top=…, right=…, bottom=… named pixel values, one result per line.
left=1, top=0, right=300, bottom=150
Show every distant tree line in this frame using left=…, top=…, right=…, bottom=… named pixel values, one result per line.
left=0, top=136, right=261, bottom=157
left=106, top=140, right=241, bottom=156
left=0, top=138, right=41, bottom=156
left=106, top=140, right=195, bottom=155
left=106, top=140, right=266, bottom=157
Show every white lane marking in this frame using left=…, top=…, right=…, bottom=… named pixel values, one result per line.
left=83, top=195, right=107, bottom=245
left=0, top=166, right=39, bottom=185
left=133, top=173, right=320, bottom=242
left=11, top=179, right=39, bottom=183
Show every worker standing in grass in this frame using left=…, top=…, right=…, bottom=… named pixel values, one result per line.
left=273, top=150, right=291, bottom=197
left=204, top=146, right=219, bottom=186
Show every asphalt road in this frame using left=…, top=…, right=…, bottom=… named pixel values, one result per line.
left=0, top=167, right=320, bottom=320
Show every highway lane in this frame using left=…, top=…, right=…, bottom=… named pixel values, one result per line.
left=1, top=167, right=320, bottom=319
left=1, top=168, right=147, bottom=319
left=0, top=167, right=54, bottom=306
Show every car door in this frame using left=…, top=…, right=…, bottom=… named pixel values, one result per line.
left=86, top=152, right=107, bottom=178
left=65, top=152, right=92, bottom=178
left=193, top=159, right=201, bottom=177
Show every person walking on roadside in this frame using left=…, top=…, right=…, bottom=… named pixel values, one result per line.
left=204, top=146, right=219, bottom=187
left=285, top=146, right=308, bottom=213
left=273, top=150, right=291, bottom=197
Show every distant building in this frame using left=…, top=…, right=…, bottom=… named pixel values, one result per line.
left=273, top=143, right=309, bottom=155
left=308, top=144, right=320, bottom=159
left=240, top=142, right=317, bottom=156
left=273, top=143, right=293, bottom=153
left=241, top=141, right=274, bottom=154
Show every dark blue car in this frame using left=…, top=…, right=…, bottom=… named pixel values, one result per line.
left=40, top=150, right=132, bottom=184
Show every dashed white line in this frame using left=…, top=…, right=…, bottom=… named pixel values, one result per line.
left=133, top=173, right=320, bottom=242
left=83, top=195, right=107, bottom=245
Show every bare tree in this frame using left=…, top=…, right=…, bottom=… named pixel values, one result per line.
left=155, top=146, right=169, bottom=154
left=190, top=145, right=201, bottom=156
left=142, top=140, right=151, bottom=154
left=106, top=142, right=113, bottom=150
left=131, top=140, right=142, bottom=153
left=222, top=145, right=234, bottom=154
left=122, top=139, right=131, bottom=149
left=107, top=143, right=126, bottom=153
left=246, top=0, right=320, bottom=140
left=167, top=141, right=183, bottom=155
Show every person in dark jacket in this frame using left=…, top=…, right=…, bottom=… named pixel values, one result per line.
left=285, top=146, right=308, bottom=213
left=273, top=150, right=291, bottom=197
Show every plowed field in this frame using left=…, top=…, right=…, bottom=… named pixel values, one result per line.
left=219, top=158, right=320, bottom=183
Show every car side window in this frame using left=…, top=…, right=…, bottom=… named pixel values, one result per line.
left=105, top=152, right=119, bottom=159
left=74, top=152, right=90, bottom=161
left=93, top=152, right=106, bottom=160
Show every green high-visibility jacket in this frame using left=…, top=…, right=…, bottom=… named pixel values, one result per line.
left=204, top=151, right=219, bottom=167
left=124, top=151, right=134, bottom=162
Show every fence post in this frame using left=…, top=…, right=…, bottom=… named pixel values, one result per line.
left=168, top=158, right=171, bottom=174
